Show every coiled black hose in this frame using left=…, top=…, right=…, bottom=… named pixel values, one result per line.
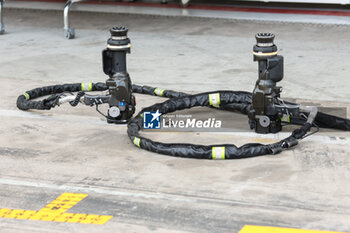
left=16, top=82, right=350, bottom=159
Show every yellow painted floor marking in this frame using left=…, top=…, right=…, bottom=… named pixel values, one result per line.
left=38, top=193, right=88, bottom=214
left=0, top=193, right=113, bottom=225
left=239, top=225, right=347, bottom=233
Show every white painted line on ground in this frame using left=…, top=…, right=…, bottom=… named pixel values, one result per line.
left=0, top=109, right=112, bottom=126
left=213, top=132, right=350, bottom=145
left=0, top=178, right=193, bottom=203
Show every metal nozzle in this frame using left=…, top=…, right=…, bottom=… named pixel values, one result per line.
left=106, top=26, right=131, bottom=51
left=110, top=26, right=128, bottom=40
left=255, top=33, right=275, bottom=47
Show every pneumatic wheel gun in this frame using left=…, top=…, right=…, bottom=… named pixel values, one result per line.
left=248, top=33, right=299, bottom=134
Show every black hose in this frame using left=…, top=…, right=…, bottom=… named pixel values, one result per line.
left=16, top=82, right=350, bottom=159
left=70, top=91, right=85, bottom=107
left=17, top=83, right=107, bottom=110
left=126, top=91, right=311, bottom=159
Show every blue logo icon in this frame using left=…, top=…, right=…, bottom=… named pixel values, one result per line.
left=143, top=110, right=161, bottom=129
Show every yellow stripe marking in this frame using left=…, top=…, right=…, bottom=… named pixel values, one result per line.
left=81, top=83, right=92, bottom=91
left=253, top=51, right=278, bottom=56
left=133, top=137, right=141, bottom=147
left=239, top=225, right=346, bottom=233
left=0, top=193, right=113, bottom=225
left=23, top=93, right=30, bottom=100
left=212, top=146, right=225, bottom=160
left=281, top=114, right=291, bottom=123
left=154, top=88, right=165, bottom=96
left=107, top=43, right=131, bottom=50
left=209, top=93, right=220, bottom=108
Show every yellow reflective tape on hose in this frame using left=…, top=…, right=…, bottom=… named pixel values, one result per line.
left=154, top=88, right=165, bottom=96
left=281, top=114, right=290, bottom=123
left=212, top=147, right=225, bottom=160
left=23, top=93, right=30, bottom=100
left=209, top=93, right=220, bottom=108
left=133, top=137, right=141, bottom=147
left=81, top=83, right=93, bottom=92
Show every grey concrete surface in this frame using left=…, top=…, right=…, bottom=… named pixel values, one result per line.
left=0, top=8, right=350, bottom=233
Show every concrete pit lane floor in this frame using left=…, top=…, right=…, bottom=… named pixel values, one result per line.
left=0, top=7, right=350, bottom=233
